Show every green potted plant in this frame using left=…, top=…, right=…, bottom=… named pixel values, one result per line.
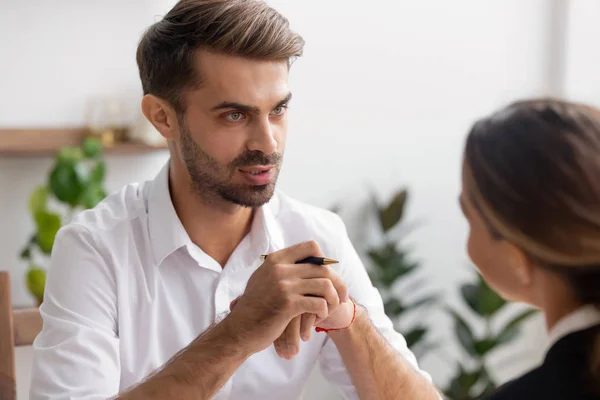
left=19, top=137, right=107, bottom=305
left=444, top=273, right=538, bottom=400
left=335, top=189, right=438, bottom=357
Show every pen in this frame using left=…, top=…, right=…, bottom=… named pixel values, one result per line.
left=259, top=254, right=339, bottom=265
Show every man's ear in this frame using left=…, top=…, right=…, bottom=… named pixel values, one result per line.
left=141, top=94, right=178, bottom=141
left=507, top=244, right=534, bottom=287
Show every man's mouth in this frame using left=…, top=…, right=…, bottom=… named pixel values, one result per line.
left=238, top=166, right=275, bottom=185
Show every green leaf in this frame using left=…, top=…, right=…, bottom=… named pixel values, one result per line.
left=461, top=282, right=481, bottom=315
left=496, top=309, right=538, bottom=345
left=20, top=246, right=31, bottom=260
left=90, top=161, right=106, bottom=183
left=367, top=243, right=417, bottom=288
left=79, top=183, right=107, bottom=209
left=461, top=275, right=506, bottom=317
left=28, top=185, right=49, bottom=215
left=405, top=295, right=437, bottom=311
left=34, top=211, right=62, bottom=254
left=378, top=189, right=408, bottom=232
left=476, top=379, right=497, bottom=398
left=367, top=269, right=379, bottom=286
left=445, top=364, right=484, bottom=400
left=455, top=370, right=482, bottom=393
left=474, top=338, right=498, bottom=356
left=479, top=276, right=506, bottom=316
left=49, top=163, right=83, bottom=206
left=404, top=326, right=427, bottom=348
left=26, top=265, right=46, bottom=305
left=449, top=308, right=477, bottom=356
left=413, top=341, right=440, bottom=358
left=20, top=235, right=37, bottom=260
left=82, top=137, right=103, bottom=158
left=384, top=298, right=404, bottom=316
left=56, top=146, right=84, bottom=164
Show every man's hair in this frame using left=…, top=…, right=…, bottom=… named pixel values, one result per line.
left=136, top=0, right=305, bottom=111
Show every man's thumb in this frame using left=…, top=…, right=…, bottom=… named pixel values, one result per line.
left=230, top=296, right=240, bottom=311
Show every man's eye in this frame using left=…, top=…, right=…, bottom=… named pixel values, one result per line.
left=226, top=112, right=245, bottom=122
left=271, top=106, right=287, bottom=116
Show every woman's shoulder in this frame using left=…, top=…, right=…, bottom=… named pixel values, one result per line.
left=485, top=326, right=600, bottom=400
left=483, top=367, right=586, bottom=400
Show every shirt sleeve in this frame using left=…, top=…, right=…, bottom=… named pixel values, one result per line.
left=30, top=223, right=120, bottom=400
left=317, top=218, right=434, bottom=400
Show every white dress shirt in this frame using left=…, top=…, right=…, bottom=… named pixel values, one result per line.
left=547, top=304, right=600, bottom=349
left=30, top=161, right=432, bottom=400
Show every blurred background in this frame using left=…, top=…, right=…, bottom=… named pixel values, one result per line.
left=1, top=0, right=599, bottom=398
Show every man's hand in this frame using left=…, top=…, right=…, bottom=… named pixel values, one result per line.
left=226, top=241, right=348, bottom=358
left=315, top=299, right=355, bottom=331
left=272, top=286, right=355, bottom=359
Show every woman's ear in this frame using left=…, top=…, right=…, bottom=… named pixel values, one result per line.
left=141, top=94, right=178, bottom=141
left=508, top=244, right=534, bottom=287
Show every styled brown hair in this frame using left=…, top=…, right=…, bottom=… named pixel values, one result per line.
left=136, top=0, right=305, bottom=111
left=463, top=98, right=600, bottom=389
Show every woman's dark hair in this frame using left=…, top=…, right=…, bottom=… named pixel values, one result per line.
left=463, top=98, right=600, bottom=385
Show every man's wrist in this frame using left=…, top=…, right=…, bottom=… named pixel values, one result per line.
left=315, top=299, right=357, bottom=333
left=326, top=302, right=367, bottom=341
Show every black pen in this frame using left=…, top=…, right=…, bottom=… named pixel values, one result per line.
left=259, top=254, right=339, bottom=265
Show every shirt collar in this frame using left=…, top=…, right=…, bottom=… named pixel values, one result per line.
left=148, top=161, right=191, bottom=266
left=547, top=304, right=600, bottom=348
left=147, top=161, right=285, bottom=267
left=254, top=192, right=285, bottom=257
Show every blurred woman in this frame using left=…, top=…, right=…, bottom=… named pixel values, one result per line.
left=460, top=99, right=600, bottom=400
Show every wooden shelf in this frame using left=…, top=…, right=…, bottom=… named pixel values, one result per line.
left=0, top=128, right=168, bottom=156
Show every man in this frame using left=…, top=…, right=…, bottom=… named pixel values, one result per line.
left=30, top=1, right=439, bottom=399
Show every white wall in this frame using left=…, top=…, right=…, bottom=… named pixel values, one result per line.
left=0, top=0, right=573, bottom=398
left=563, top=0, right=600, bottom=106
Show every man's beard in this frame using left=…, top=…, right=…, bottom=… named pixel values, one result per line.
left=178, top=116, right=283, bottom=208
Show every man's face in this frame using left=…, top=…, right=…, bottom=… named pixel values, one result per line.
left=174, top=50, right=290, bottom=208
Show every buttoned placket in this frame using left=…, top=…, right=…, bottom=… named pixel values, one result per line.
left=174, top=201, right=283, bottom=399
left=183, top=231, right=267, bottom=399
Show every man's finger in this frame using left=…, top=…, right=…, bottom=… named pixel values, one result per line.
left=229, top=297, right=240, bottom=311
left=265, top=240, right=324, bottom=264
left=295, top=296, right=329, bottom=321
left=295, top=278, right=340, bottom=308
left=300, top=313, right=316, bottom=342
left=274, top=335, right=284, bottom=358
left=285, top=315, right=301, bottom=359
left=276, top=315, right=301, bottom=360
left=328, top=270, right=349, bottom=303
left=287, top=265, right=349, bottom=303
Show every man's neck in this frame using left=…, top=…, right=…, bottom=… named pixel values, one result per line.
left=168, top=165, right=254, bottom=267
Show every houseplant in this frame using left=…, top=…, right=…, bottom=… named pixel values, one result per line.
left=444, top=273, right=538, bottom=399
left=335, top=189, right=438, bottom=357
left=19, top=137, right=107, bottom=304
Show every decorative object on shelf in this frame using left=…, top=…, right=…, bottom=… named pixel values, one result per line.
left=443, top=273, right=538, bottom=400
left=333, top=189, right=438, bottom=359
left=85, top=97, right=129, bottom=148
left=18, top=137, right=108, bottom=305
left=128, top=109, right=167, bottom=147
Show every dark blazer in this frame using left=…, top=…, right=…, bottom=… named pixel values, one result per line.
left=485, top=324, right=600, bottom=400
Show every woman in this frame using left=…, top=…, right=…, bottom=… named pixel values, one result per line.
left=460, top=98, right=600, bottom=399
